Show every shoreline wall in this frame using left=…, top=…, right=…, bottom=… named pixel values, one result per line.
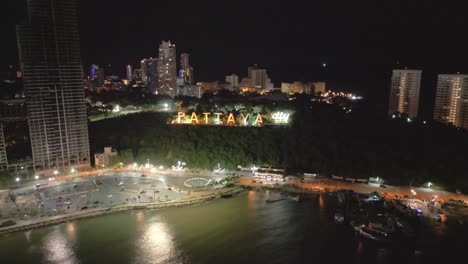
left=0, top=187, right=243, bottom=237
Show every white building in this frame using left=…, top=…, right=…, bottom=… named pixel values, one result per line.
left=388, top=69, right=422, bottom=118
left=225, top=74, right=239, bottom=91
left=434, top=74, right=468, bottom=129
left=126, top=65, right=132, bottom=81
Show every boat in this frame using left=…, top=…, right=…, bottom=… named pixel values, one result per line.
left=288, top=195, right=300, bottom=202
left=349, top=219, right=366, bottom=231
left=394, top=218, right=416, bottom=237
left=334, top=212, right=345, bottom=224
left=266, top=197, right=286, bottom=203
left=358, top=226, right=392, bottom=243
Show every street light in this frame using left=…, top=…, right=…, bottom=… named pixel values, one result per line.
left=34, top=175, right=39, bottom=180
left=15, top=177, right=20, bottom=182
left=53, top=170, right=59, bottom=175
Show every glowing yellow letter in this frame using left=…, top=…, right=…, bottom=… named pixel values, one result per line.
left=227, top=113, right=236, bottom=125
left=190, top=112, right=199, bottom=124
left=254, top=114, right=263, bottom=126
left=240, top=113, right=250, bottom=126
left=203, top=112, right=210, bottom=124
left=177, top=112, right=185, bottom=123
left=215, top=112, right=222, bottom=124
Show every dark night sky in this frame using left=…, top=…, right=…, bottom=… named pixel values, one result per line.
left=2, top=0, right=468, bottom=118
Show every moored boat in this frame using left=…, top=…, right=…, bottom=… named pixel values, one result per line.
left=358, top=226, right=393, bottom=243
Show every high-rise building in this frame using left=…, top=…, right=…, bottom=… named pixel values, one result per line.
left=388, top=69, right=422, bottom=118
left=0, top=123, right=8, bottom=171
left=225, top=74, right=239, bottom=91
left=141, top=59, right=148, bottom=83
left=17, top=0, right=90, bottom=172
left=434, top=74, right=468, bottom=129
left=158, top=41, right=177, bottom=96
left=179, top=53, right=194, bottom=84
left=180, top=53, right=194, bottom=85
left=249, top=66, right=268, bottom=89
left=146, top=59, right=159, bottom=93
left=126, top=65, right=133, bottom=81
left=90, top=64, right=99, bottom=79
left=140, top=58, right=158, bottom=92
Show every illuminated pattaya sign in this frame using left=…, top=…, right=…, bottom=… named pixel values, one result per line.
left=172, top=111, right=292, bottom=126
left=174, top=112, right=264, bottom=126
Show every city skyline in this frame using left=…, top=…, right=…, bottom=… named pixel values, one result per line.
left=3, top=1, right=468, bottom=90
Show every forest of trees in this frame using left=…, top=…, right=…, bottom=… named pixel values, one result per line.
left=90, top=95, right=468, bottom=192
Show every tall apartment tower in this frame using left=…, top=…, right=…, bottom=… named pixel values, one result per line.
left=16, top=0, right=90, bottom=172
left=158, top=41, right=177, bottom=96
left=180, top=53, right=194, bottom=84
left=225, top=74, right=239, bottom=91
left=0, top=123, right=8, bottom=171
left=434, top=74, right=468, bottom=129
left=141, top=59, right=148, bottom=83
left=126, top=65, right=133, bottom=81
left=388, top=69, right=422, bottom=118
left=248, top=65, right=268, bottom=89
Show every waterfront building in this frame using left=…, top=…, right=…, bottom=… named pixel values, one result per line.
left=17, top=0, right=90, bottom=172
left=388, top=69, right=422, bottom=118
left=434, top=74, right=468, bottom=129
left=158, top=41, right=177, bottom=96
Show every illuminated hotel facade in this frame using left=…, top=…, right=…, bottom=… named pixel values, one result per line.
left=434, top=74, right=468, bottom=129
left=388, top=69, right=422, bottom=118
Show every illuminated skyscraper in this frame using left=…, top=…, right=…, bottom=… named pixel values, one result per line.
left=388, top=69, right=422, bottom=118
left=180, top=53, right=194, bottom=84
left=17, top=0, right=90, bottom=172
left=158, top=41, right=177, bottom=96
left=126, top=65, right=133, bottom=81
left=434, top=74, right=468, bottom=129
left=141, top=59, right=148, bottom=83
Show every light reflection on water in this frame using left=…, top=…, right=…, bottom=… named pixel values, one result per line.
left=41, top=227, right=79, bottom=264
left=133, top=213, right=183, bottom=264
left=0, top=191, right=467, bottom=264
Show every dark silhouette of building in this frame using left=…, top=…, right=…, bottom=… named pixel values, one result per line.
left=16, top=0, right=90, bottom=173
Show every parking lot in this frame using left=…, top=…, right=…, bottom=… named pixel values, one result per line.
left=2, top=172, right=198, bottom=220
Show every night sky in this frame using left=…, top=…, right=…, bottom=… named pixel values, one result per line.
left=2, top=0, right=468, bottom=118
